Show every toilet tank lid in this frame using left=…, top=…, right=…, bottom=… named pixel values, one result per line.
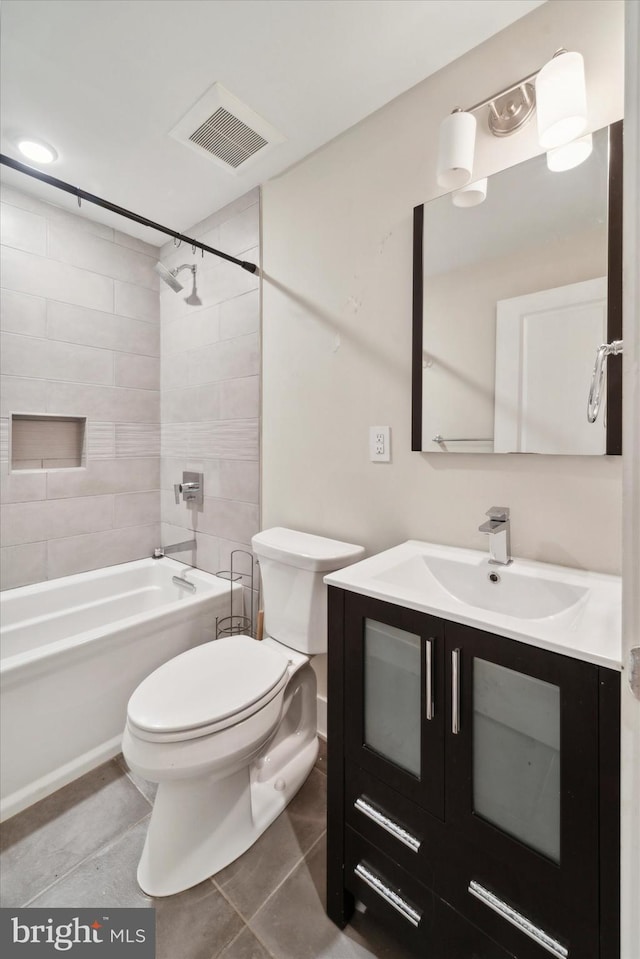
left=252, top=527, right=365, bottom=572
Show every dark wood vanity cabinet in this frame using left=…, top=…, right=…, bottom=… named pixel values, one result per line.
left=327, top=587, right=621, bottom=959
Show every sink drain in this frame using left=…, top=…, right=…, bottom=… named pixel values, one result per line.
left=488, top=572, right=501, bottom=584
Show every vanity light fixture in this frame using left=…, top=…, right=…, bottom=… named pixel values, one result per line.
left=536, top=51, right=587, bottom=149
left=546, top=132, right=593, bottom=172
left=452, top=177, right=487, bottom=208
left=17, top=138, right=58, bottom=164
left=436, top=109, right=477, bottom=189
left=436, top=49, right=589, bottom=192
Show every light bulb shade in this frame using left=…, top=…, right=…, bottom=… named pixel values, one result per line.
left=452, top=177, right=487, bottom=207
left=546, top=133, right=593, bottom=172
left=436, top=111, right=476, bottom=190
left=17, top=138, right=58, bottom=164
left=536, top=51, right=587, bottom=150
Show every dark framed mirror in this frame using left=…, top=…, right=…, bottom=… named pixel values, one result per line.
left=412, top=120, right=622, bottom=455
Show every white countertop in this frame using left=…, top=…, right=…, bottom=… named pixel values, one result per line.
left=325, top=541, right=622, bottom=670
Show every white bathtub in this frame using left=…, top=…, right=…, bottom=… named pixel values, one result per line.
left=0, top=558, right=242, bottom=822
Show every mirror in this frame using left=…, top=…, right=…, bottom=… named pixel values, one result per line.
left=411, top=122, right=622, bottom=455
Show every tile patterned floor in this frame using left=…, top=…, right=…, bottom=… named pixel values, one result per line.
left=0, top=741, right=414, bottom=959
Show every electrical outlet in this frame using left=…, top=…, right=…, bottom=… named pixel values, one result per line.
left=369, top=426, right=391, bottom=462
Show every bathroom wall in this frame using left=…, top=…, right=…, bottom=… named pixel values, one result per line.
left=0, top=185, right=161, bottom=589
left=158, top=190, right=260, bottom=627
left=261, top=0, right=625, bottom=576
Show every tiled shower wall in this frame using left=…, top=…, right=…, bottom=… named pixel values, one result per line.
left=159, top=189, right=261, bottom=626
left=0, top=185, right=161, bottom=589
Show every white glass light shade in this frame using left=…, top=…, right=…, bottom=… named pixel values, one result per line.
left=436, top=111, right=476, bottom=190
left=452, top=178, right=487, bottom=208
left=536, top=51, right=587, bottom=150
left=17, top=138, right=58, bottom=164
left=546, top=133, right=593, bottom=172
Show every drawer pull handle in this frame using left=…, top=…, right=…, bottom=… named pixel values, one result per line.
left=355, top=862, right=422, bottom=927
left=451, top=647, right=461, bottom=734
left=425, top=638, right=434, bottom=720
left=468, top=880, right=568, bottom=959
left=354, top=797, right=422, bottom=852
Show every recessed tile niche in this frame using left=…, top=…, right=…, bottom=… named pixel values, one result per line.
left=10, top=414, right=86, bottom=471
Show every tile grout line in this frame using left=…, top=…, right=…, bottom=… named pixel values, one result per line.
left=210, top=918, right=279, bottom=959
left=236, top=828, right=328, bottom=935
left=210, top=825, right=329, bottom=928
left=20, top=809, right=153, bottom=908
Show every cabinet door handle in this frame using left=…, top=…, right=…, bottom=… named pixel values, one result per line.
left=354, top=796, right=422, bottom=852
left=355, top=862, right=422, bottom=927
left=468, top=881, right=568, bottom=959
left=451, top=647, right=461, bottom=734
left=425, top=638, right=434, bottom=721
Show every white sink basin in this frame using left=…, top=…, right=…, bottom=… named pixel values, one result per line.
left=324, top=541, right=621, bottom=669
left=374, top=553, right=589, bottom=620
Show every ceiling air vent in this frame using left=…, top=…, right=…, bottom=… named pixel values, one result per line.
left=170, top=82, right=285, bottom=174
left=189, top=107, right=268, bottom=168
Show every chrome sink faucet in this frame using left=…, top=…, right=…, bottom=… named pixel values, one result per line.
left=479, top=507, right=512, bottom=566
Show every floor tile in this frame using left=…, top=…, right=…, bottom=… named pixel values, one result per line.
left=214, top=767, right=326, bottom=919
left=0, top=749, right=413, bottom=959
left=249, top=840, right=415, bottom=959
left=315, top=737, right=327, bottom=776
left=26, top=818, right=152, bottom=909
left=211, top=920, right=273, bottom=959
left=155, top=879, right=245, bottom=959
left=0, top=760, right=151, bottom=907
left=27, top=819, right=246, bottom=959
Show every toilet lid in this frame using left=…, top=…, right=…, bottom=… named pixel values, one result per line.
left=127, top=635, right=289, bottom=736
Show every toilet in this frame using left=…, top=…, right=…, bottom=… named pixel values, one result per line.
left=122, top=527, right=365, bottom=897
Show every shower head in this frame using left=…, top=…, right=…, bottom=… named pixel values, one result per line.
left=154, top=261, right=184, bottom=293
left=155, top=262, right=202, bottom=305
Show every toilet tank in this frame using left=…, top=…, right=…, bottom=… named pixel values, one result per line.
left=251, top=528, right=365, bottom=654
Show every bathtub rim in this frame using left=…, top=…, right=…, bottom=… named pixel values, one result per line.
left=0, top=557, right=242, bottom=679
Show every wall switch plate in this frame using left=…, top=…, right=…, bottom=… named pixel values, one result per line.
left=369, top=426, right=391, bottom=462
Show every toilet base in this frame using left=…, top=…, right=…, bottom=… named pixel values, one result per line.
left=136, top=735, right=319, bottom=897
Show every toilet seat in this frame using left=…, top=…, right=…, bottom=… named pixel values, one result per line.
left=127, top=635, right=289, bottom=743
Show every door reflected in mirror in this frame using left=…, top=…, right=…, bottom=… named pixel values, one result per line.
left=411, top=122, right=622, bottom=455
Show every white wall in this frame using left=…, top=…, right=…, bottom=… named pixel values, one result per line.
left=261, top=0, right=624, bottom=578
left=0, top=185, right=161, bottom=588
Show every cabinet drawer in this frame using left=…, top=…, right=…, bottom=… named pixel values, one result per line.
left=345, top=764, right=438, bottom=888
left=345, top=827, right=436, bottom=954
left=442, top=849, right=591, bottom=959
left=438, top=900, right=516, bottom=959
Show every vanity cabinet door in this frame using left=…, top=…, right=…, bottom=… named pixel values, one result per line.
left=344, top=593, right=445, bottom=819
left=444, top=621, right=601, bottom=958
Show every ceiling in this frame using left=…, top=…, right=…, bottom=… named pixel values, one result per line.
left=0, top=0, right=544, bottom=245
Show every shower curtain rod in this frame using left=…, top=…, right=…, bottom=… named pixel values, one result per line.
left=0, top=154, right=259, bottom=274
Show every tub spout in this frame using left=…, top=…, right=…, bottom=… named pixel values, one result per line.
left=153, top=539, right=197, bottom=559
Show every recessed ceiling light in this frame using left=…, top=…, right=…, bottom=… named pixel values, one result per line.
left=17, top=138, right=58, bottom=164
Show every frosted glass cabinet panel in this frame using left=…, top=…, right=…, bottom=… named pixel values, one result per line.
left=343, top=592, right=445, bottom=817
left=473, top=659, right=561, bottom=862
left=364, top=619, right=421, bottom=776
